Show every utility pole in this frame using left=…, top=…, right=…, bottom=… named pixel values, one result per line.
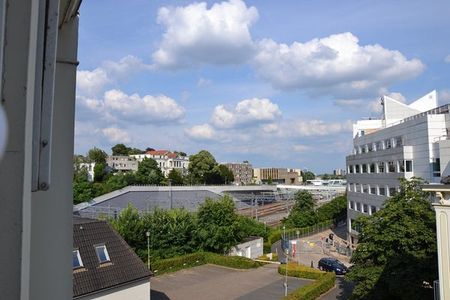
left=146, top=231, right=150, bottom=270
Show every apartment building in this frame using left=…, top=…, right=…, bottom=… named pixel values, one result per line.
left=106, top=155, right=138, bottom=172
left=346, top=90, right=450, bottom=244
left=223, top=161, right=253, bottom=185
left=253, top=168, right=301, bottom=185
left=130, top=150, right=189, bottom=177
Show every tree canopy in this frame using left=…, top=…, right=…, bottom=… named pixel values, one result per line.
left=302, top=171, right=315, bottom=181
left=87, top=147, right=107, bottom=164
left=111, top=143, right=144, bottom=156
left=135, top=157, right=164, bottom=184
left=346, top=178, right=437, bottom=300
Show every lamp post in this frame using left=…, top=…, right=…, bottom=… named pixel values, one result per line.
left=283, top=225, right=288, bottom=297
left=168, top=179, right=172, bottom=209
left=146, top=231, right=150, bottom=270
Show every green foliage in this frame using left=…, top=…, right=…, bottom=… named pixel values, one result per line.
left=93, top=162, right=106, bottom=182
left=196, top=196, right=240, bottom=253
left=188, top=150, right=220, bottom=184
left=236, top=215, right=269, bottom=241
left=346, top=178, right=437, bottom=300
left=218, top=164, right=234, bottom=184
left=302, top=171, right=315, bottom=181
left=136, top=157, right=164, bottom=184
left=168, top=169, right=184, bottom=185
left=111, top=143, right=144, bottom=156
left=73, top=181, right=93, bottom=204
left=293, top=190, right=316, bottom=211
left=284, top=190, right=317, bottom=228
left=316, top=195, right=347, bottom=222
left=87, top=147, right=107, bottom=164
left=109, top=204, right=145, bottom=250
left=150, top=252, right=260, bottom=276
left=278, top=264, right=335, bottom=300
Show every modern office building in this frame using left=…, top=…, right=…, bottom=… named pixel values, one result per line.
left=253, top=168, right=301, bottom=185
left=346, top=90, right=450, bottom=244
left=223, top=161, right=253, bottom=185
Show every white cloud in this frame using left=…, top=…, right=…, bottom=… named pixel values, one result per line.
left=197, top=78, right=212, bottom=87
left=439, top=90, right=450, bottom=102
left=292, top=144, right=311, bottom=152
left=445, top=55, right=450, bottom=63
left=102, top=127, right=131, bottom=144
left=292, top=119, right=352, bottom=137
left=253, top=32, right=424, bottom=97
left=77, top=56, right=149, bottom=97
left=334, top=99, right=365, bottom=108
left=368, top=91, right=406, bottom=114
left=185, top=123, right=218, bottom=141
left=152, top=0, right=258, bottom=69
left=211, top=98, right=281, bottom=128
left=78, top=89, right=185, bottom=124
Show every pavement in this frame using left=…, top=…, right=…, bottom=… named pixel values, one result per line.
left=151, top=263, right=311, bottom=300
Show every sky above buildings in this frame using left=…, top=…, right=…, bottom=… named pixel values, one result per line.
left=75, top=0, right=450, bottom=173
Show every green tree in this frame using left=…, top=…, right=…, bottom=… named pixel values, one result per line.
left=316, top=195, right=347, bottom=222
left=109, top=204, right=145, bottom=250
left=93, top=162, right=106, bottom=182
left=292, top=190, right=315, bottom=211
left=73, top=181, right=93, bottom=204
left=218, top=164, right=234, bottom=184
left=168, top=169, right=184, bottom=185
left=283, top=190, right=317, bottom=228
left=236, top=215, right=269, bottom=241
left=188, top=150, right=218, bottom=184
left=195, top=196, right=240, bottom=253
left=87, top=147, right=107, bottom=164
left=302, top=171, right=315, bottom=181
left=346, top=178, right=437, bottom=300
left=136, top=157, right=164, bottom=184
left=111, top=143, right=129, bottom=156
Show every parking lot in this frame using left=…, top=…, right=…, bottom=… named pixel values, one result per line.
left=151, top=263, right=311, bottom=300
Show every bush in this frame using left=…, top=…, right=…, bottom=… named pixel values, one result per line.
left=151, top=252, right=260, bottom=275
left=278, top=263, right=336, bottom=300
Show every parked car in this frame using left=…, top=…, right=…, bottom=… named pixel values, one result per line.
left=318, top=257, right=348, bottom=275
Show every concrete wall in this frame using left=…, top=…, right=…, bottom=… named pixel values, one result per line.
left=78, top=281, right=150, bottom=300
left=229, top=237, right=263, bottom=259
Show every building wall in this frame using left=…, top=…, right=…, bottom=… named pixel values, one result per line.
left=229, top=237, right=263, bottom=259
left=78, top=280, right=150, bottom=300
left=223, top=162, right=253, bottom=185
left=346, top=113, right=449, bottom=243
left=107, top=156, right=138, bottom=172
left=253, top=168, right=300, bottom=185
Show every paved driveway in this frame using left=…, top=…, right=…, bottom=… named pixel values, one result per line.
left=151, top=263, right=311, bottom=300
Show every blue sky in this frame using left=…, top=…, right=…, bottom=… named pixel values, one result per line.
left=74, top=0, right=450, bottom=173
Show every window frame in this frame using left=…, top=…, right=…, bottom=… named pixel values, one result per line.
left=94, top=244, right=111, bottom=264
left=73, top=249, right=84, bottom=269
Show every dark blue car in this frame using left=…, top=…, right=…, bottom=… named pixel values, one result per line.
left=318, top=257, right=348, bottom=275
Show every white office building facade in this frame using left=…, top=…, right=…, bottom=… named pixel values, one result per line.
left=346, top=91, right=450, bottom=244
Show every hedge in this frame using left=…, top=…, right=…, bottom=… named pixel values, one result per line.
left=278, top=263, right=336, bottom=300
left=151, top=252, right=261, bottom=275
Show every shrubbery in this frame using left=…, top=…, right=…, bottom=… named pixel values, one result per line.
left=278, top=263, right=336, bottom=300
left=150, top=252, right=261, bottom=275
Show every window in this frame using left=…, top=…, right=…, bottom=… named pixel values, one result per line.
left=368, top=143, right=374, bottom=152
left=379, top=187, right=386, bottom=196
left=95, top=245, right=110, bottom=263
left=349, top=201, right=355, bottom=210
left=399, top=160, right=405, bottom=172
left=370, top=187, right=376, bottom=194
left=369, top=163, right=375, bottom=173
left=362, top=164, right=367, bottom=173
left=388, top=161, right=395, bottom=173
left=376, top=141, right=383, bottom=151
left=394, top=136, right=403, bottom=147
left=363, top=184, right=369, bottom=193
left=363, top=204, right=368, bottom=213
left=389, top=187, right=396, bottom=196
left=361, top=146, right=366, bottom=153
left=378, top=162, right=385, bottom=173
left=356, top=202, right=361, bottom=211
left=433, top=158, right=441, bottom=177
left=371, top=206, right=377, bottom=214
left=355, top=165, right=360, bottom=173
left=385, top=139, right=392, bottom=149
left=73, top=250, right=83, bottom=269
left=354, top=183, right=360, bottom=192
left=348, top=165, right=353, bottom=174
left=405, top=160, right=413, bottom=172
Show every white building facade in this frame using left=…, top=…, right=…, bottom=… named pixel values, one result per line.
left=346, top=91, right=450, bottom=244
left=130, top=150, right=189, bottom=177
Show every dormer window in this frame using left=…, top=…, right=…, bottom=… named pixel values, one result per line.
left=73, top=249, right=83, bottom=269
left=95, top=245, right=110, bottom=263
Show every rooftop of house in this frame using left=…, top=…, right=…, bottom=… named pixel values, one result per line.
left=72, top=217, right=151, bottom=299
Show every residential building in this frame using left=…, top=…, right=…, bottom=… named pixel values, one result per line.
left=78, top=162, right=96, bottom=182
left=346, top=90, right=450, bottom=244
left=253, top=168, right=301, bottom=185
left=107, top=155, right=138, bottom=172
left=223, top=161, right=253, bottom=185
left=73, top=217, right=151, bottom=299
left=229, top=237, right=263, bottom=259
left=131, top=150, right=189, bottom=177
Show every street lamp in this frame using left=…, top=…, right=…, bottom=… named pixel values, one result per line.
left=146, top=231, right=150, bottom=270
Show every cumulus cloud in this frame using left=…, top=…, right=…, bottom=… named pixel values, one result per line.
left=210, top=98, right=281, bottom=128
left=292, top=120, right=352, bottom=137
left=445, top=55, right=450, bottom=63
left=292, top=144, right=311, bottom=152
left=197, top=78, right=212, bottom=87
left=77, top=56, right=149, bottom=97
left=334, top=99, right=365, bottom=108
left=253, top=32, right=424, bottom=97
left=78, top=89, right=185, bottom=124
left=368, top=91, right=406, bottom=114
left=102, top=127, right=131, bottom=144
left=185, top=123, right=218, bottom=141
left=152, top=0, right=258, bottom=69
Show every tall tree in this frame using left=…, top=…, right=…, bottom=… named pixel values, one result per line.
left=87, top=147, right=107, bottom=164
left=195, top=196, right=240, bottom=253
left=283, top=190, right=317, bottom=228
left=188, top=150, right=218, bottom=184
left=218, top=164, right=234, bottom=184
left=111, top=143, right=129, bottom=156
left=292, top=190, right=315, bottom=211
left=135, top=157, right=164, bottom=184
left=168, top=169, right=184, bottom=185
left=347, top=178, right=437, bottom=300
left=302, top=171, right=315, bottom=181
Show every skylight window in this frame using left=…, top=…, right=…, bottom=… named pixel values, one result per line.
left=95, top=245, right=110, bottom=263
left=73, top=250, right=83, bottom=269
